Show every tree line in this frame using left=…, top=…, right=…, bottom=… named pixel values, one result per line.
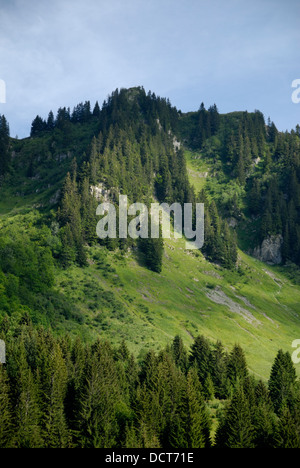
left=46, top=88, right=237, bottom=272
left=0, top=318, right=299, bottom=448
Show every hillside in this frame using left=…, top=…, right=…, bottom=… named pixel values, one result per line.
left=1, top=86, right=300, bottom=383
left=2, top=87, right=300, bottom=448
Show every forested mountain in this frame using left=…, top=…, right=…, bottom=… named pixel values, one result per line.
left=1, top=86, right=300, bottom=448
left=1, top=322, right=299, bottom=448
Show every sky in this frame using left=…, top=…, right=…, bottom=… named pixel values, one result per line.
left=0, top=0, right=299, bottom=138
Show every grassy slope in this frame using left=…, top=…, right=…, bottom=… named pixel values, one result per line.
left=52, top=220, right=300, bottom=380
left=2, top=146, right=300, bottom=382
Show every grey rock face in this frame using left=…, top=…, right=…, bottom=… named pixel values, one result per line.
left=253, top=235, right=283, bottom=265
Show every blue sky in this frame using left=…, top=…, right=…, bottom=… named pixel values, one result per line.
left=0, top=0, right=299, bottom=138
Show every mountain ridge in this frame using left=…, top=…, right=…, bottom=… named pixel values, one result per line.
left=1, top=87, right=300, bottom=379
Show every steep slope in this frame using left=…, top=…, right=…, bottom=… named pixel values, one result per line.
left=1, top=87, right=300, bottom=382
left=51, top=171, right=300, bottom=379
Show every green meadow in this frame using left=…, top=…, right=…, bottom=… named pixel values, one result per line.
left=49, top=152, right=300, bottom=381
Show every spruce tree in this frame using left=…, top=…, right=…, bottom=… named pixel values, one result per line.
left=252, top=380, right=276, bottom=448
left=211, top=341, right=228, bottom=399
left=276, top=406, right=300, bottom=448
left=14, top=365, right=43, bottom=448
left=268, top=350, right=297, bottom=414
left=185, top=367, right=211, bottom=448
left=170, top=335, right=188, bottom=373
left=189, top=335, right=212, bottom=384
left=42, top=343, right=69, bottom=448
left=79, top=341, right=122, bottom=448
left=226, top=344, right=248, bottom=390
left=215, top=387, right=254, bottom=448
left=0, top=115, right=10, bottom=176
left=0, top=366, right=13, bottom=448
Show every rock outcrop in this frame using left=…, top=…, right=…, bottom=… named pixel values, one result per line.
left=253, top=235, right=283, bottom=265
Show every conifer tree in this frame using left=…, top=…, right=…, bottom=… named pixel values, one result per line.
left=268, top=350, right=297, bottom=414
left=79, top=341, right=122, bottom=448
left=215, top=387, right=254, bottom=448
left=170, top=335, right=188, bottom=373
left=275, top=406, right=300, bottom=448
left=47, top=111, right=55, bottom=130
left=252, top=380, right=276, bottom=448
left=0, top=366, right=13, bottom=448
left=226, top=344, right=248, bottom=390
left=30, top=115, right=47, bottom=137
left=211, top=341, right=228, bottom=399
left=189, top=335, right=212, bottom=385
left=42, top=343, right=69, bottom=448
left=0, top=114, right=10, bottom=176
left=185, top=367, right=211, bottom=448
left=14, top=366, right=43, bottom=448
left=13, top=339, right=43, bottom=448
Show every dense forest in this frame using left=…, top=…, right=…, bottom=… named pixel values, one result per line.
left=0, top=87, right=240, bottom=277
left=2, top=87, right=300, bottom=272
left=0, top=317, right=300, bottom=448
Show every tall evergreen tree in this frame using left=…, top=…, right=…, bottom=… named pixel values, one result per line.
left=0, top=366, right=13, bottom=448
left=185, top=367, right=211, bottom=448
left=189, top=335, right=212, bottom=386
left=215, top=387, right=254, bottom=448
left=226, top=344, right=249, bottom=390
left=268, top=350, right=297, bottom=414
left=0, top=115, right=10, bottom=176
left=42, top=343, right=69, bottom=448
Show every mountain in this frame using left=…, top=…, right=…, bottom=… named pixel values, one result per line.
left=1, top=86, right=300, bottom=380
left=2, top=86, right=300, bottom=448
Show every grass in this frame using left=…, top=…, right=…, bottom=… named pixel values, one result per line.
left=51, top=231, right=300, bottom=380
left=2, top=146, right=300, bottom=381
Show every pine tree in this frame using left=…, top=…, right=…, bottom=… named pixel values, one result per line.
left=124, top=423, right=142, bottom=448
left=248, top=178, right=262, bottom=216
left=215, top=387, right=254, bottom=448
left=0, top=115, right=10, bottom=176
left=93, top=101, right=101, bottom=118
left=0, top=366, right=13, bottom=448
left=79, top=341, right=122, bottom=448
left=42, top=343, right=69, bottom=448
left=170, top=335, right=188, bottom=373
left=58, top=171, right=87, bottom=266
left=185, top=367, right=211, bottom=448
left=47, top=111, right=55, bottom=130
left=14, top=365, right=43, bottom=448
left=211, top=341, right=228, bottom=399
left=276, top=406, right=300, bottom=448
left=60, top=223, right=77, bottom=268
left=189, top=335, right=212, bottom=385
left=30, top=115, right=47, bottom=137
left=226, top=344, right=248, bottom=390
left=139, top=217, right=164, bottom=274
left=252, top=380, right=276, bottom=448
left=268, top=350, right=297, bottom=414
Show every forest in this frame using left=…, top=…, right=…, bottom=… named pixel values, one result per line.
left=0, top=317, right=299, bottom=449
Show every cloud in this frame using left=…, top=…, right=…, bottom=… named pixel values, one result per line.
left=0, top=0, right=299, bottom=137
